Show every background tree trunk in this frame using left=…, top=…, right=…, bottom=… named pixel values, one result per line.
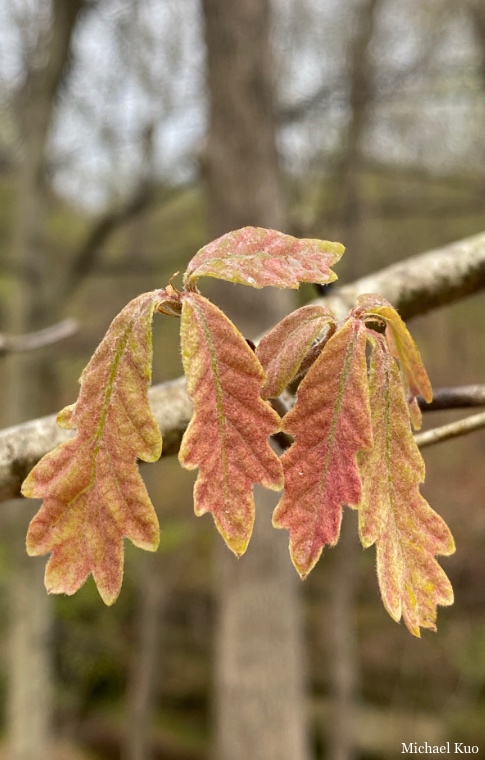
left=123, top=553, right=167, bottom=760
left=3, top=4, right=86, bottom=759
left=200, top=1, right=310, bottom=759
left=326, top=517, right=360, bottom=760
left=326, top=0, right=383, bottom=278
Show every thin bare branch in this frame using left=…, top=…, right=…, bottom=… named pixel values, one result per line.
left=0, top=319, right=78, bottom=356
left=414, top=412, right=485, bottom=449
left=0, top=230, right=484, bottom=501
left=64, top=183, right=155, bottom=297
left=419, top=385, right=485, bottom=411
left=62, top=182, right=185, bottom=298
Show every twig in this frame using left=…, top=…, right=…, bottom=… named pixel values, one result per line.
left=418, top=385, right=485, bottom=411
left=321, top=230, right=485, bottom=321
left=414, top=411, right=485, bottom=449
left=62, top=183, right=186, bottom=299
left=64, top=183, right=156, bottom=297
left=0, top=319, right=78, bottom=356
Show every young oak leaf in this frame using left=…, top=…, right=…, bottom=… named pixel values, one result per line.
left=183, top=226, right=344, bottom=289
left=179, top=291, right=283, bottom=555
left=256, top=304, right=336, bottom=399
left=357, top=335, right=455, bottom=636
left=353, top=294, right=432, bottom=428
left=274, top=318, right=373, bottom=578
left=21, top=291, right=164, bottom=605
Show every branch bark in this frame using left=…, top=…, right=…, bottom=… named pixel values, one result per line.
left=0, top=319, right=78, bottom=356
left=1, top=230, right=485, bottom=501
left=418, top=385, right=485, bottom=411
left=323, top=230, right=485, bottom=320
left=414, top=412, right=485, bottom=449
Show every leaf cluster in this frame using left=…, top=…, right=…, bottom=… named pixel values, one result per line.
left=22, top=227, right=454, bottom=635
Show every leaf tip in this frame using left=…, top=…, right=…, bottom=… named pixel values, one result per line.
left=445, top=535, right=456, bottom=557
left=20, top=478, right=34, bottom=500
left=224, top=532, right=250, bottom=559
left=288, top=541, right=322, bottom=580
left=131, top=528, right=160, bottom=553
left=25, top=541, right=40, bottom=557
left=98, top=589, right=120, bottom=607
left=358, top=525, right=375, bottom=550
left=56, top=403, right=76, bottom=430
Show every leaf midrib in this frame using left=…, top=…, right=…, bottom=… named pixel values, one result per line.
left=193, top=301, right=230, bottom=503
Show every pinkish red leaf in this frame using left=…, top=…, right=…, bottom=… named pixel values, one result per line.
left=256, top=305, right=336, bottom=399
left=274, top=318, right=372, bottom=578
left=179, top=292, right=283, bottom=555
left=184, top=226, right=344, bottom=289
left=22, top=292, right=164, bottom=605
left=353, top=294, right=432, bottom=428
left=357, top=335, right=455, bottom=636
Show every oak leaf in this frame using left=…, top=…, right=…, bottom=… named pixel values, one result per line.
left=256, top=304, right=336, bottom=399
left=274, top=318, right=373, bottom=577
left=22, top=292, right=164, bottom=605
left=357, top=335, right=455, bottom=636
left=354, top=294, right=432, bottom=428
left=184, top=226, right=344, bottom=289
left=179, top=292, right=283, bottom=555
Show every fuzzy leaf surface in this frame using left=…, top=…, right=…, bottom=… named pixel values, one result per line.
left=358, top=335, right=455, bottom=636
left=184, top=226, right=344, bottom=289
left=274, top=318, right=372, bottom=577
left=256, top=305, right=336, bottom=399
left=22, top=292, right=163, bottom=605
left=179, top=292, right=283, bottom=555
left=354, top=294, right=432, bottom=428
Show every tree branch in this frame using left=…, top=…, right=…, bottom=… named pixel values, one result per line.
left=322, top=230, right=485, bottom=320
left=1, top=230, right=485, bottom=501
left=62, top=182, right=185, bottom=299
left=418, top=385, right=485, bottom=411
left=414, top=412, right=485, bottom=449
left=63, top=182, right=156, bottom=297
left=0, top=319, right=78, bottom=356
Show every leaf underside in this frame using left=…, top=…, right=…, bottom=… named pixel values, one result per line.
left=256, top=304, right=336, bottom=399
left=274, top=318, right=373, bottom=578
left=184, top=226, right=344, bottom=289
left=22, top=292, right=163, bottom=605
left=179, top=292, right=283, bottom=556
left=357, top=335, right=455, bottom=636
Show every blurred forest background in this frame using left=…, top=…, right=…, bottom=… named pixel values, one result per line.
left=0, top=0, right=484, bottom=759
